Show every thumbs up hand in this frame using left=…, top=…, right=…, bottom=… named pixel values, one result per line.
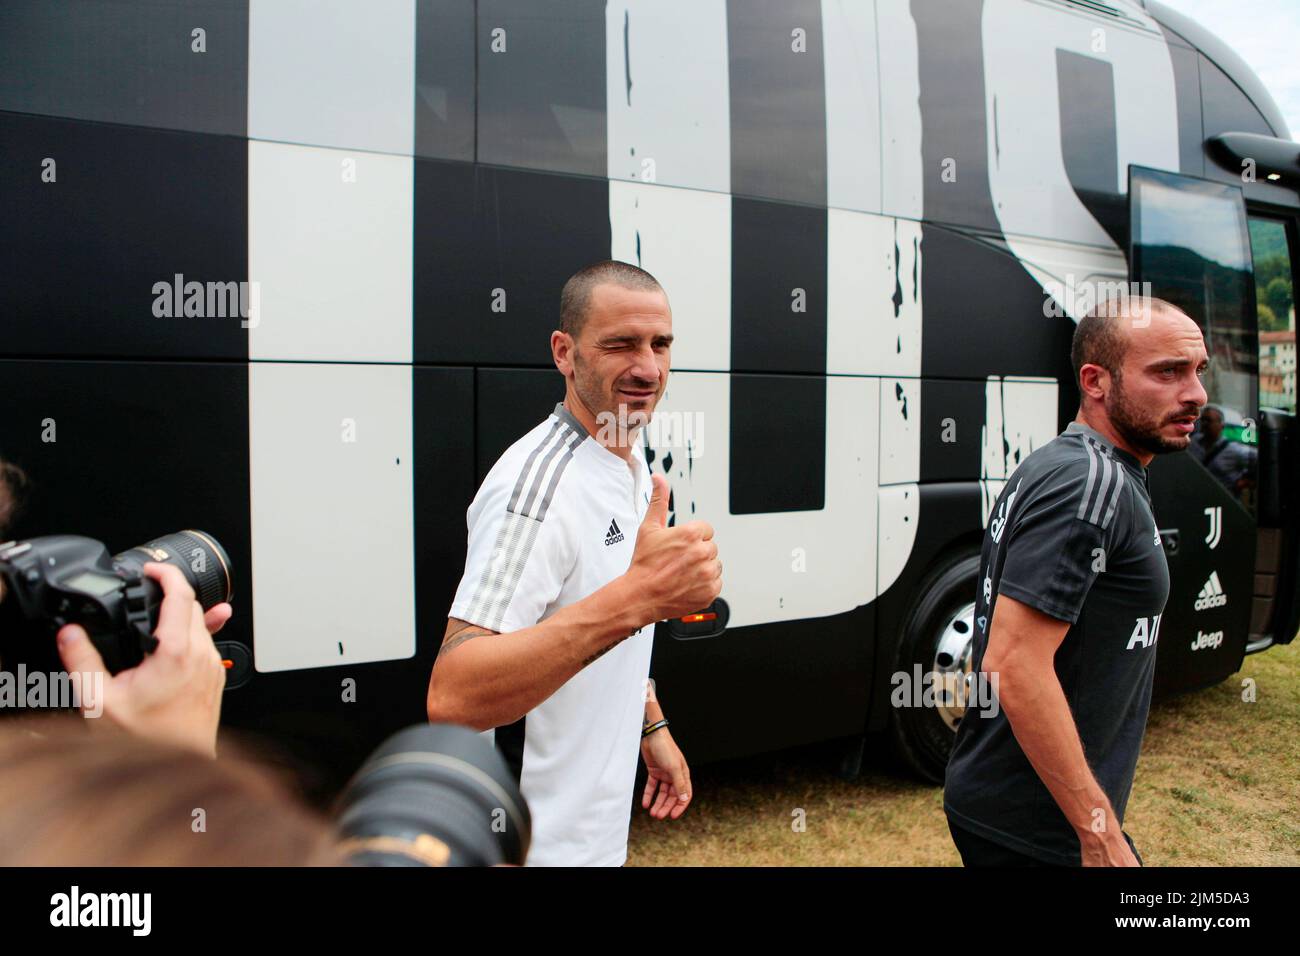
left=628, top=475, right=723, bottom=622
left=641, top=471, right=671, bottom=531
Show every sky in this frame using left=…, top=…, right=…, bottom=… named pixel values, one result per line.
left=1156, top=0, right=1300, bottom=141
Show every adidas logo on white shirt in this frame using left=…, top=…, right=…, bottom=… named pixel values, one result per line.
left=604, top=518, right=624, bottom=546
left=1194, top=571, right=1227, bottom=611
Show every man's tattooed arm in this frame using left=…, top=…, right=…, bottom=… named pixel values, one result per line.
left=581, top=628, right=641, bottom=668
left=437, top=619, right=498, bottom=662
left=582, top=641, right=618, bottom=667
left=437, top=620, right=636, bottom=669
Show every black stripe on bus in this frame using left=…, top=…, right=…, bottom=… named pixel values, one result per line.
left=912, top=0, right=1001, bottom=235
left=729, top=373, right=826, bottom=515
left=0, top=111, right=248, bottom=360
left=725, top=0, right=827, bottom=206
left=0, top=0, right=248, bottom=137
left=1057, top=49, right=1125, bottom=251
left=413, top=161, right=612, bottom=366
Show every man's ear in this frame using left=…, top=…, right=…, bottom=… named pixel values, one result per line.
left=551, top=330, right=575, bottom=376
left=1078, top=363, right=1110, bottom=402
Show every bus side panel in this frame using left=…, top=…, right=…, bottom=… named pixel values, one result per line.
left=916, top=225, right=1077, bottom=384
left=648, top=601, right=874, bottom=767
left=867, top=482, right=987, bottom=734
left=413, top=159, right=612, bottom=368
left=0, top=112, right=248, bottom=360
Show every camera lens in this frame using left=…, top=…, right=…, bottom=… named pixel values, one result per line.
left=334, top=724, right=531, bottom=867
left=115, top=529, right=232, bottom=610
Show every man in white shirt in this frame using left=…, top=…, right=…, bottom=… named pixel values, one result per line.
left=426, top=260, right=722, bottom=866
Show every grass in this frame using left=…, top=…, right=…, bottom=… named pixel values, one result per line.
left=627, top=638, right=1299, bottom=866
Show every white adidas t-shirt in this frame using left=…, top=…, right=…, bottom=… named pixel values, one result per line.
left=449, top=402, right=654, bottom=867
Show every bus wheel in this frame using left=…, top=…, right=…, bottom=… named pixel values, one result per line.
left=888, top=549, right=981, bottom=784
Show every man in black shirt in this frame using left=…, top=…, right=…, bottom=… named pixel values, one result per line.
left=1187, top=404, right=1256, bottom=499
left=945, top=296, right=1208, bottom=866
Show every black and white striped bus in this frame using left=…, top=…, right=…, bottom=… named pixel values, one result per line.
left=1, top=0, right=1296, bottom=788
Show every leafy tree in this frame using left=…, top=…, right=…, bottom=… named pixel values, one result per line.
left=1254, top=254, right=1288, bottom=288
left=1264, top=276, right=1293, bottom=325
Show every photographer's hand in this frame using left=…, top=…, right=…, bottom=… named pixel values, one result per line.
left=55, top=562, right=230, bottom=758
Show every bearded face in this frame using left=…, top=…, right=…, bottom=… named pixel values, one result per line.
left=557, top=284, right=672, bottom=444
left=1106, top=369, right=1201, bottom=456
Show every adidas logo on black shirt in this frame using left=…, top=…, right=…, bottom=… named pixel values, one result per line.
left=604, top=519, right=624, bottom=546
left=1194, top=571, right=1227, bottom=611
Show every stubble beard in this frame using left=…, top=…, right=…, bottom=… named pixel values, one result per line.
left=1106, top=373, right=1192, bottom=456
left=572, top=348, right=654, bottom=444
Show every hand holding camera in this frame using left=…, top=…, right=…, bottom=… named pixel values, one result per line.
left=56, top=562, right=230, bottom=757
left=0, top=530, right=235, bottom=757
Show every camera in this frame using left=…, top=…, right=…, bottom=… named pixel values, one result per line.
left=334, top=724, right=531, bottom=867
left=0, top=530, right=232, bottom=674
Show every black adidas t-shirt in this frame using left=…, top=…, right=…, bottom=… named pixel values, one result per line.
left=944, top=422, right=1170, bottom=864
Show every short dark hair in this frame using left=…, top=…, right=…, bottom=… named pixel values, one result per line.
left=559, top=260, right=664, bottom=339
left=1070, top=295, right=1182, bottom=390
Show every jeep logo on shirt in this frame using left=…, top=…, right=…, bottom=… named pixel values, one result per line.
left=1190, top=629, right=1224, bottom=652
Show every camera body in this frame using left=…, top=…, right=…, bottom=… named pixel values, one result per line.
left=0, top=531, right=231, bottom=674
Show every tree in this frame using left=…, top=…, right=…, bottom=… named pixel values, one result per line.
left=1264, top=276, right=1293, bottom=326
left=1257, top=303, right=1280, bottom=331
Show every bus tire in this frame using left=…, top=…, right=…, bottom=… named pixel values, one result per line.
left=888, top=547, right=982, bottom=784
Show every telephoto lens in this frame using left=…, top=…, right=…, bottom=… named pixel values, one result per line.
left=113, top=529, right=233, bottom=612
left=333, top=724, right=531, bottom=867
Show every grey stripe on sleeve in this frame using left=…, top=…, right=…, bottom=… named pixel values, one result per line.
left=519, top=427, right=573, bottom=518
left=466, top=420, right=583, bottom=627
left=507, top=420, right=562, bottom=514
left=1077, top=441, right=1100, bottom=520
left=1100, top=461, right=1125, bottom=529
left=536, top=430, right=583, bottom=521
left=479, top=513, right=544, bottom=631
left=1088, top=451, right=1115, bottom=525
left=464, top=512, right=518, bottom=626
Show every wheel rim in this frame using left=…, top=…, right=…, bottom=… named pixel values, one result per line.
left=932, top=600, right=977, bottom=732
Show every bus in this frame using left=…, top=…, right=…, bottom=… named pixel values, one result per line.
left=1, top=0, right=1295, bottom=791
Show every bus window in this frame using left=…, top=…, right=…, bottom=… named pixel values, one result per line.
left=1249, top=217, right=1297, bottom=415
left=1129, top=165, right=1259, bottom=511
